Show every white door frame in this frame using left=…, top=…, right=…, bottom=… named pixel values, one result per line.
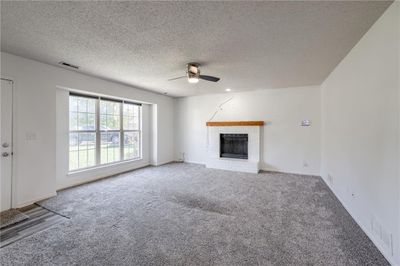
left=1, top=77, right=15, bottom=210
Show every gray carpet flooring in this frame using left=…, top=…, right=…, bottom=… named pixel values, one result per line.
left=0, top=163, right=388, bottom=265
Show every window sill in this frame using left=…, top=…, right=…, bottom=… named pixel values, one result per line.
left=67, top=157, right=143, bottom=176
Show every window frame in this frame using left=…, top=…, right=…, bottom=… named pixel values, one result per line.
left=121, top=102, right=142, bottom=161
left=68, top=92, right=142, bottom=172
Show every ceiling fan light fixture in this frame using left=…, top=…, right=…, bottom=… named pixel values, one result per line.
left=168, top=62, right=220, bottom=84
left=188, top=77, right=199, bottom=83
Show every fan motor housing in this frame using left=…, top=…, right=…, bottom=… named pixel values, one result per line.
left=187, top=63, right=200, bottom=78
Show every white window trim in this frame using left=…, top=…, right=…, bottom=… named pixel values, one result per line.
left=68, top=93, right=142, bottom=173
left=67, top=157, right=144, bottom=176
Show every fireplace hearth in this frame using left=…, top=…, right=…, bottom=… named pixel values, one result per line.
left=220, top=134, right=248, bottom=159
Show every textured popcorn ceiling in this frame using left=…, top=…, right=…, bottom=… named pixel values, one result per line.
left=0, top=1, right=392, bottom=97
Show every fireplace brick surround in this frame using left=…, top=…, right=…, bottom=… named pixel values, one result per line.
left=206, top=121, right=263, bottom=173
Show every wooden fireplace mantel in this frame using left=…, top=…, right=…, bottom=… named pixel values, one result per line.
left=206, top=121, right=264, bottom=127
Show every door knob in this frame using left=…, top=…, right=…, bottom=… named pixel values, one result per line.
left=2, top=143, right=9, bottom=148
left=2, top=152, right=9, bottom=157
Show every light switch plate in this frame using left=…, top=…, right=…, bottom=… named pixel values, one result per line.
left=26, top=132, right=37, bottom=141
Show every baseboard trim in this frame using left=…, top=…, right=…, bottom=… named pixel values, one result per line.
left=182, top=162, right=320, bottom=176
left=320, top=176, right=398, bottom=266
left=150, top=160, right=176, bottom=167
left=59, top=162, right=178, bottom=191
left=182, top=160, right=206, bottom=166
left=16, top=192, right=58, bottom=209
left=57, top=164, right=151, bottom=191
left=260, top=167, right=320, bottom=177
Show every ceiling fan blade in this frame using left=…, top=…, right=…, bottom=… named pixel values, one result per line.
left=199, top=75, right=220, bottom=82
left=168, top=76, right=186, bottom=81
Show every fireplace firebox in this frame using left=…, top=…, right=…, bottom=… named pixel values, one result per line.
left=220, top=134, right=248, bottom=159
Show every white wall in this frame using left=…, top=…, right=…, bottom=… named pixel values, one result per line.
left=1, top=52, right=175, bottom=206
left=174, top=86, right=321, bottom=175
left=321, top=3, right=399, bottom=265
left=150, top=104, right=158, bottom=166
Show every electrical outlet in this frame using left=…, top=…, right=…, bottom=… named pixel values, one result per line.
left=351, top=192, right=356, bottom=199
left=303, top=161, right=308, bottom=167
left=345, top=186, right=356, bottom=200
left=26, top=132, right=37, bottom=141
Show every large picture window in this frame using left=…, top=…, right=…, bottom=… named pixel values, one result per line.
left=69, top=93, right=141, bottom=171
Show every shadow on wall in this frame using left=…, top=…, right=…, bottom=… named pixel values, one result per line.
left=259, top=121, right=276, bottom=171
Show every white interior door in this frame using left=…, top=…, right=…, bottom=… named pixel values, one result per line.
left=1, top=79, right=13, bottom=212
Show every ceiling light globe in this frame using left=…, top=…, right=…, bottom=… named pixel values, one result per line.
left=188, top=77, right=199, bottom=83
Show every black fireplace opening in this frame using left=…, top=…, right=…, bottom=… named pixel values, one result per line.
left=220, top=134, right=248, bottom=159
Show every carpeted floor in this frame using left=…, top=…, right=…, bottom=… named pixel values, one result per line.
left=0, top=163, right=388, bottom=265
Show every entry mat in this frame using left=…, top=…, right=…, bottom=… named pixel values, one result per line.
left=0, top=204, right=68, bottom=248
left=0, top=209, right=28, bottom=229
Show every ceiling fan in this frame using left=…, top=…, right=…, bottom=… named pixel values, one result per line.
left=168, top=63, right=220, bottom=83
